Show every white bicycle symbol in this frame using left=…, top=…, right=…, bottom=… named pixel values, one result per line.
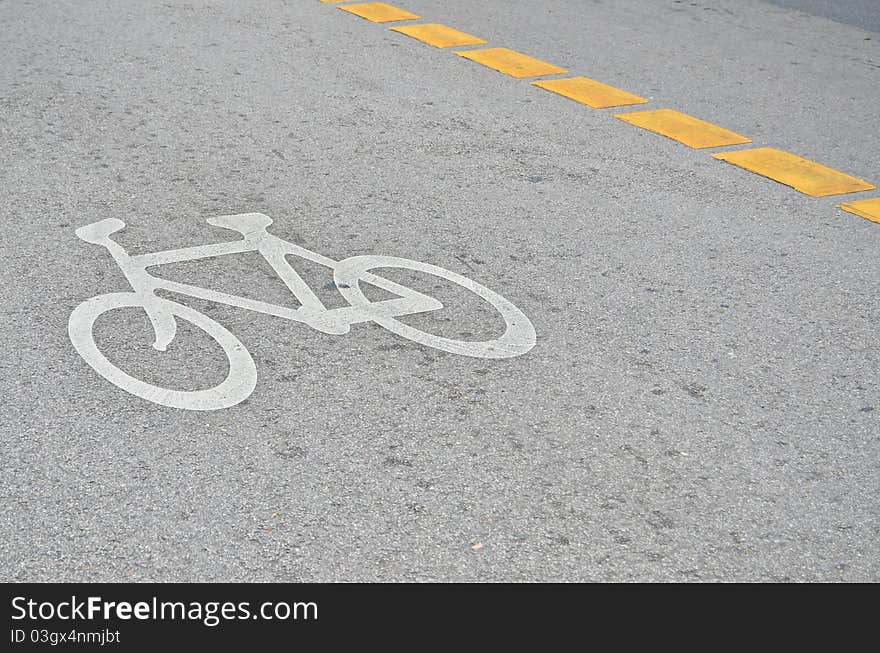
left=68, top=213, right=536, bottom=410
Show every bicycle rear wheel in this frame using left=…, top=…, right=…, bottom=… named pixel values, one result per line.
left=334, top=255, right=536, bottom=358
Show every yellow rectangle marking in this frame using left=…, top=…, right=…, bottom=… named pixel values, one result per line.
left=614, top=109, right=750, bottom=149
left=837, top=198, right=880, bottom=224
left=713, top=148, right=876, bottom=197
left=532, top=76, right=647, bottom=109
left=454, top=47, right=567, bottom=78
left=390, top=23, right=486, bottom=48
left=338, top=3, right=419, bottom=22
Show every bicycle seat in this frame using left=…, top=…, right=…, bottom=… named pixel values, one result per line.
left=76, top=218, right=125, bottom=244
left=207, top=212, right=273, bottom=236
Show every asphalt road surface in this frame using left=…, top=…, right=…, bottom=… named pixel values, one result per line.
left=765, top=0, right=880, bottom=33
left=1, top=0, right=877, bottom=582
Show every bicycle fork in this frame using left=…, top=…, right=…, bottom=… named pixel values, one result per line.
left=77, top=219, right=179, bottom=351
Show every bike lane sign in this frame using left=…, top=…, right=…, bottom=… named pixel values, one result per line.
left=68, top=213, right=537, bottom=410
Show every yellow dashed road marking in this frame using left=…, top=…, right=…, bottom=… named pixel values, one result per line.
left=454, top=47, right=566, bottom=78
left=338, top=3, right=419, bottom=23
left=532, top=76, right=647, bottom=109
left=713, top=148, right=876, bottom=197
left=390, top=23, right=486, bottom=48
left=614, top=109, right=751, bottom=149
left=837, top=198, right=880, bottom=224
left=324, top=1, right=878, bottom=223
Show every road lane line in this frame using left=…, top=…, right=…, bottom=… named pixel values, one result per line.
left=323, top=1, right=877, bottom=223
left=532, top=76, right=647, bottom=109
left=837, top=198, right=880, bottom=224
left=454, top=47, right=567, bottom=78
left=390, top=23, right=486, bottom=48
left=614, top=109, right=751, bottom=149
left=713, top=148, right=876, bottom=197
left=337, top=3, right=419, bottom=23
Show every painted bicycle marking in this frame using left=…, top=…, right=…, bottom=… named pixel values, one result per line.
left=68, top=213, right=536, bottom=410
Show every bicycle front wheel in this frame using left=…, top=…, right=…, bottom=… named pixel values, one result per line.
left=334, top=255, right=536, bottom=359
left=68, top=293, right=257, bottom=410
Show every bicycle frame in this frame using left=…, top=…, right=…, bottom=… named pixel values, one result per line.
left=81, top=214, right=442, bottom=350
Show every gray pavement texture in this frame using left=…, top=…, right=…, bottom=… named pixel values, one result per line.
left=1, top=0, right=878, bottom=582
left=764, top=0, right=880, bottom=33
